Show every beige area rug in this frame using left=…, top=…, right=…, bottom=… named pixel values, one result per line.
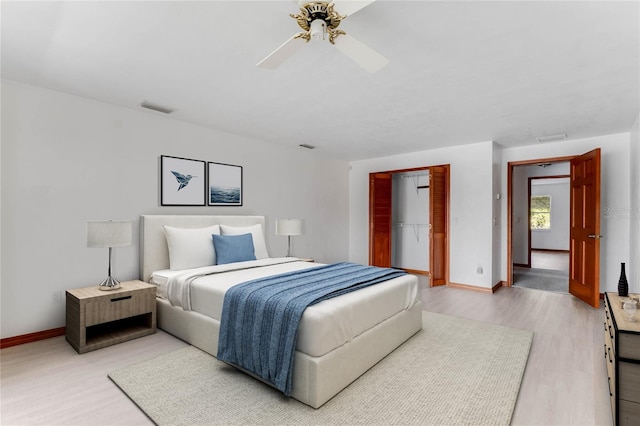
left=109, top=312, right=533, bottom=426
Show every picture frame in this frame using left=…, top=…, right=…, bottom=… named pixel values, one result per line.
left=208, top=162, right=243, bottom=206
left=160, top=155, right=206, bottom=206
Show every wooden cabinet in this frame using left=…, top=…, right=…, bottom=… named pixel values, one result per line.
left=604, top=293, right=640, bottom=425
left=66, top=280, right=156, bottom=354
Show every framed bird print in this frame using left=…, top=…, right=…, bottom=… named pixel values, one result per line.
left=208, top=162, right=242, bottom=206
left=160, top=155, right=206, bottom=206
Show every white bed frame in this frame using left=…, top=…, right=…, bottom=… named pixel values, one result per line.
left=140, top=215, right=422, bottom=408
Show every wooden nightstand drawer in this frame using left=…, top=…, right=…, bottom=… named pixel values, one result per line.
left=85, top=290, right=154, bottom=326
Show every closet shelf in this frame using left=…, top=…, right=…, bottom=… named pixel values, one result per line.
left=394, top=173, right=430, bottom=194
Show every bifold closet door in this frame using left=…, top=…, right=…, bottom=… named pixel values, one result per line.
left=430, top=166, right=448, bottom=286
left=369, top=172, right=392, bottom=267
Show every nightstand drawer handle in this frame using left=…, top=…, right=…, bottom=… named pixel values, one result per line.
left=111, top=295, right=132, bottom=302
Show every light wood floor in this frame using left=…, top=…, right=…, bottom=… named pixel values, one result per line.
left=1, top=284, right=611, bottom=426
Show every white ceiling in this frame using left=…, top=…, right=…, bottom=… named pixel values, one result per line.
left=2, top=1, right=638, bottom=161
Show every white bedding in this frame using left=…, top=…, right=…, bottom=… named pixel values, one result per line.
left=151, top=258, right=419, bottom=358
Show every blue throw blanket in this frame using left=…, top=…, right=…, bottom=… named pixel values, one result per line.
left=217, top=262, right=406, bottom=396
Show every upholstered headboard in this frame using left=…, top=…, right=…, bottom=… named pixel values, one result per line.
left=139, top=215, right=266, bottom=283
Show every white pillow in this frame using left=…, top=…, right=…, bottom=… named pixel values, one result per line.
left=164, top=225, right=220, bottom=270
left=220, top=224, right=269, bottom=259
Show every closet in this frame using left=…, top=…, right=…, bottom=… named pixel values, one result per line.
left=392, top=171, right=429, bottom=273
left=369, top=165, right=449, bottom=286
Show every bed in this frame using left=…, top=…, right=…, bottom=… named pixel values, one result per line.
left=140, top=215, right=422, bottom=408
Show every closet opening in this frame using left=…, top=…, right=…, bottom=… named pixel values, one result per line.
left=369, top=165, right=449, bottom=287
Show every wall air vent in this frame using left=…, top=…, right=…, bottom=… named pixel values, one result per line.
left=536, top=133, right=566, bottom=143
left=140, top=101, right=175, bottom=114
left=299, top=144, right=316, bottom=149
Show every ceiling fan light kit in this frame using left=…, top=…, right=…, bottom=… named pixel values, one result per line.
left=257, top=1, right=388, bottom=73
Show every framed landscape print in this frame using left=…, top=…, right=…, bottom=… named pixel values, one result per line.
left=208, top=162, right=242, bottom=206
left=160, top=155, right=206, bottom=206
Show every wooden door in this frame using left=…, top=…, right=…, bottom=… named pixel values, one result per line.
left=369, top=172, right=392, bottom=267
left=429, top=166, right=448, bottom=286
left=569, top=148, right=601, bottom=308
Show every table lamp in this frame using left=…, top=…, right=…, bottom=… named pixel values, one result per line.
left=275, top=219, right=302, bottom=257
left=87, top=220, right=133, bottom=290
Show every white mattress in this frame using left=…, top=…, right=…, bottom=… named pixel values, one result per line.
left=151, top=259, right=419, bottom=358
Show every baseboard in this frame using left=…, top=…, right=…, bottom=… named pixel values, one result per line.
left=493, top=281, right=506, bottom=292
left=0, top=327, right=66, bottom=349
left=513, top=263, right=530, bottom=268
left=447, top=282, right=494, bottom=294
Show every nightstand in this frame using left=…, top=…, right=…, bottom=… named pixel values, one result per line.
left=66, top=280, right=156, bottom=354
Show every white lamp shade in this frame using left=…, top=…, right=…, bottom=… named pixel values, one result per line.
left=276, top=219, right=302, bottom=236
left=87, top=220, right=133, bottom=248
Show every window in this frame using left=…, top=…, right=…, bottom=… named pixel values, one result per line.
left=531, top=195, right=551, bottom=230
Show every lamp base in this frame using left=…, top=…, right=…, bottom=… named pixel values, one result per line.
left=98, top=276, right=121, bottom=291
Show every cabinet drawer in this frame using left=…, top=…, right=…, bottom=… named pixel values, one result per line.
left=619, top=361, right=640, bottom=403
left=606, top=343, right=616, bottom=402
left=619, top=332, right=640, bottom=360
left=85, top=290, right=154, bottom=326
left=619, top=399, right=640, bottom=426
left=605, top=310, right=616, bottom=355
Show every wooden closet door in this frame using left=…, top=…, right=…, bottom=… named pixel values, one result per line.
left=369, top=173, right=392, bottom=267
left=429, top=166, right=448, bottom=286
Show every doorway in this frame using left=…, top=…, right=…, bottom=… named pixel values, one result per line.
left=507, top=149, right=602, bottom=308
left=512, top=169, right=571, bottom=293
left=369, top=165, right=449, bottom=287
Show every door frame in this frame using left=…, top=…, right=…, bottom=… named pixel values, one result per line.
left=506, top=155, right=575, bottom=287
left=368, top=164, right=450, bottom=287
left=524, top=174, right=570, bottom=267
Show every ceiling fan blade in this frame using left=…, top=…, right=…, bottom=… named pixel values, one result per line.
left=332, top=33, right=389, bottom=73
left=257, top=35, right=307, bottom=69
left=330, top=0, right=376, bottom=17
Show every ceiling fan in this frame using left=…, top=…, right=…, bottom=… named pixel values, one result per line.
left=257, top=1, right=389, bottom=73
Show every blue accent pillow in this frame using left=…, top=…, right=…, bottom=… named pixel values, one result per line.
left=212, top=233, right=257, bottom=265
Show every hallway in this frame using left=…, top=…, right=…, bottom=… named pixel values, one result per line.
left=513, top=250, right=569, bottom=293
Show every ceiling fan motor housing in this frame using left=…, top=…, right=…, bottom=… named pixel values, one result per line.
left=294, top=2, right=344, bottom=32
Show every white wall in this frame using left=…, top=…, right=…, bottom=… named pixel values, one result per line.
left=491, top=144, right=503, bottom=284
left=350, top=141, right=496, bottom=289
left=0, top=80, right=350, bottom=338
left=530, top=179, right=570, bottom=251
left=501, top=133, right=631, bottom=292
left=351, top=134, right=631, bottom=294
left=629, top=113, right=640, bottom=295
